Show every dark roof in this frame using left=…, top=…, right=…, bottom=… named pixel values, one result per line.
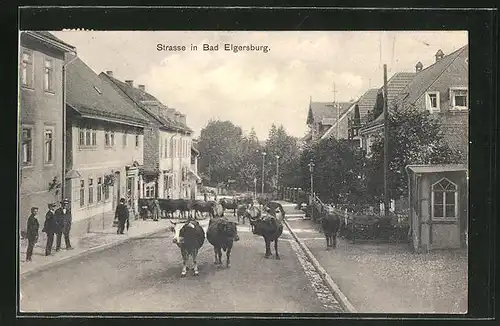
left=360, top=72, right=416, bottom=130
left=357, top=88, right=379, bottom=118
left=307, top=101, right=353, bottom=125
left=22, top=31, right=76, bottom=52
left=66, top=56, right=149, bottom=126
left=396, top=45, right=468, bottom=106
left=100, top=73, right=192, bottom=134
left=406, top=164, right=467, bottom=173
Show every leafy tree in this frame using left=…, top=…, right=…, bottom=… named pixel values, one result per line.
left=367, top=104, right=465, bottom=202
left=371, top=91, right=384, bottom=121
left=197, top=120, right=244, bottom=186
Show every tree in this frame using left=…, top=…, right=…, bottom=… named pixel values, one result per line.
left=297, top=137, right=367, bottom=206
left=197, top=120, right=244, bottom=186
left=264, top=124, right=300, bottom=192
left=367, top=104, right=465, bottom=202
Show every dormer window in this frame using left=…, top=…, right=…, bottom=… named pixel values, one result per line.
left=450, top=87, right=468, bottom=110
left=425, top=91, right=440, bottom=113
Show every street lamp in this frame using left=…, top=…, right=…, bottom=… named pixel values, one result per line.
left=275, top=155, right=280, bottom=199
left=308, top=159, right=315, bottom=220
left=261, top=152, right=266, bottom=195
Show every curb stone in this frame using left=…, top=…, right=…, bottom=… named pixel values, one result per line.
left=20, top=227, right=167, bottom=279
left=283, top=219, right=357, bottom=313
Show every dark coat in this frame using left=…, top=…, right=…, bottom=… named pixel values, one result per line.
left=42, top=210, right=57, bottom=234
left=26, top=214, right=39, bottom=241
left=115, top=203, right=130, bottom=221
left=55, top=207, right=72, bottom=235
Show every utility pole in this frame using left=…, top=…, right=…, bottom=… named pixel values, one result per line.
left=383, top=64, right=389, bottom=216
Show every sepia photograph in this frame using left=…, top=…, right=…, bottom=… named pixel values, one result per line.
left=18, top=30, right=468, bottom=314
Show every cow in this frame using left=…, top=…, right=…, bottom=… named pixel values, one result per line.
left=320, top=207, right=341, bottom=249
left=263, top=201, right=286, bottom=221
left=158, top=199, right=193, bottom=219
left=249, top=207, right=283, bottom=259
left=212, top=201, right=225, bottom=218
left=236, top=204, right=249, bottom=224
left=206, top=217, right=239, bottom=268
left=191, top=200, right=216, bottom=219
left=219, top=198, right=238, bottom=216
left=169, top=219, right=205, bottom=277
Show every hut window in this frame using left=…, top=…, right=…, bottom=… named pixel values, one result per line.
left=431, top=178, right=458, bottom=220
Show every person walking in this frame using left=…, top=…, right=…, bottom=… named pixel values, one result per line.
left=42, top=203, right=57, bottom=256
left=115, top=198, right=129, bottom=234
left=55, top=198, right=72, bottom=251
left=25, top=207, right=40, bottom=262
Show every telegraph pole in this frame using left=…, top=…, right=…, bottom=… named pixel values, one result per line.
left=383, top=64, right=389, bottom=216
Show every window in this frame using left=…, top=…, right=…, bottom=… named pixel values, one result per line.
left=450, top=88, right=468, bottom=110
left=97, top=177, right=102, bottom=202
left=172, top=139, right=177, bottom=157
left=21, top=127, right=33, bottom=165
left=79, top=179, right=85, bottom=207
left=21, top=50, right=33, bottom=88
left=79, top=128, right=97, bottom=147
left=105, top=131, right=111, bottom=147
left=135, top=134, right=140, bottom=147
left=110, top=132, right=115, bottom=146
left=164, top=138, right=168, bottom=158
left=88, top=178, right=94, bottom=204
left=145, top=185, right=155, bottom=198
left=432, top=178, right=458, bottom=220
left=123, top=132, right=128, bottom=147
left=44, top=57, right=54, bottom=92
left=91, top=130, right=97, bottom=146
left=425, top=91, right=440, bottom=112
left=85, top=129, right=91, bottom=146
left=44, top=128, right=54, bottom=164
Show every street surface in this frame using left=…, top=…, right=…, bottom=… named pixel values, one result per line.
left=20, top=212, right=344, bottom=313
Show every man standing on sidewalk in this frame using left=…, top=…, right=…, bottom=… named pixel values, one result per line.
left=55, top=198, right=73, bottom=251
left=152, top=197, right=160, bottom=221
left=42, top=203, right=57, bottom=256
left=25, top=207, right=40, bottom=262
left=115, top=198, right=129, bottom=234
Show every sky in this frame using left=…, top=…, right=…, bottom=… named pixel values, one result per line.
left=52, top=30, right=467, bottom=140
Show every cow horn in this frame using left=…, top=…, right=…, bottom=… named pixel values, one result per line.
left=170, top=220, right=177, bottom=225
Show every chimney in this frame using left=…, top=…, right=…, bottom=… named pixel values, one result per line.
left=435, top=49, right=444, bottom=62
left=415, top=61, right=423, bottom=72
left=106, top=71, right=113, bottom=77
left=138, top=84, right=145, bottom=92
left=178, top=114, right=186, bottom=125
left=125, top=80, right=134, bottom=87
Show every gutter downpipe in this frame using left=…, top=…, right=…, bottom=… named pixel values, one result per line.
left=61, top=53, right=78, bottom=200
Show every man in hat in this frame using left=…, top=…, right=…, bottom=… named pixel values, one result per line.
left=55, top=198, right=72, bottom=250
left=115, top=198, right=129, bottom=234
left=42, top=203, right=57, bottom=256
left=25, top=207, right=40, bottom=262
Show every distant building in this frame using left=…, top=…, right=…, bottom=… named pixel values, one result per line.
left=302, top=99, right=354, bottom=145
left=19, top=31, right=76, bottom=231
left=65, top=55, right=148, bottom=236
left=359, top=46, right=468, bottom=159
left=101, top=73, right=201, bottom=200
left=358, top=72, right=416, bottom=155
left=320, top=88, right=379, bottom=147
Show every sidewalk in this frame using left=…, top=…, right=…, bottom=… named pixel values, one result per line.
left=282, top=201, right=468, bottom=314
left=19, top=218, right=187, bottom=277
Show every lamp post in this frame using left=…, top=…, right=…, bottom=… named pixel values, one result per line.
left=275, top=155, right=280, bottom=199
left=261, top=151, right=266, bottom=195
left=308, top=159, right=315, bottom=219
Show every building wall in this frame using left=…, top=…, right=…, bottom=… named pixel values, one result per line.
left=19, top=42, right=65, bottom=230
left=65, top=120, right=144, bottom=236
left=142, top=125, right=159, bottom=172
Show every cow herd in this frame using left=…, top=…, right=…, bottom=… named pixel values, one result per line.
left=166, top=198, right=286, bottom=277
left=142, top=196, right=341, bottom=278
